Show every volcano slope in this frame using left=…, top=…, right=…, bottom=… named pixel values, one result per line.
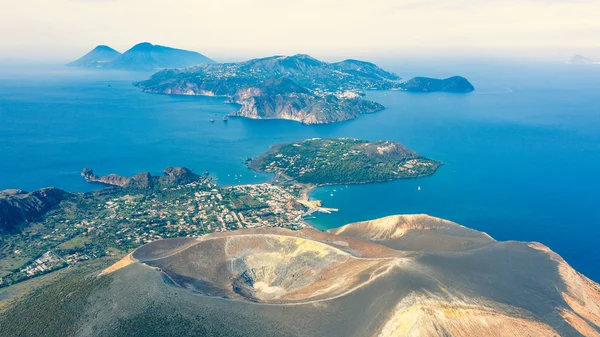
left=2, top=215, right=600, bottom=337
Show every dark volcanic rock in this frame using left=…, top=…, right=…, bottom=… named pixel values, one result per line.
left=81, top=166, right=201, bottom=189
left=81, top=168, right=133, bottom=187
left=0, top=188, right=71, bottom=233
left=160, top=166, right=200, bottom=186
left=132, top=172, right=153, bottom=189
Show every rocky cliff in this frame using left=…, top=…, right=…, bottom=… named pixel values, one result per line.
left=81, top=166, right=201, bottom=188
left=135, top=54, right=397, bottom=124
left=232, top=79, right=384, bottom=124
left=0, top=188, right=71, bottom=233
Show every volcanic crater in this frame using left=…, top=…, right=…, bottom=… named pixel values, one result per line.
left=131, top=232, right=397, bottom=304
left=33, top=214, right=600, bottom=336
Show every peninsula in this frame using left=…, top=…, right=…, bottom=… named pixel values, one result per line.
left=81, top=166, right=202, bottom=188
left=248, top=138, right=441, bottom=185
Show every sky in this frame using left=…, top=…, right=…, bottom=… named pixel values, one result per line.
left=1, top=0, right=600, bottom=62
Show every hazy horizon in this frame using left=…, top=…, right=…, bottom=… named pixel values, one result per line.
left=2, top=0, right=600, bottom=63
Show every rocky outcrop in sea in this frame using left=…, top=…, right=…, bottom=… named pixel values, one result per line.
left=81, top=166, right=202, bottom=189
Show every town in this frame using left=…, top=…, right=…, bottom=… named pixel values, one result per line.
left=0, top=179, right=310, bottom=288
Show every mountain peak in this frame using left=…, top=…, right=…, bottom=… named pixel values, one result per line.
left=68, top=42, right=214, bottom=70
left=289, top=53, right=318, bottom=60
left=129, top=42, right=154, bottom=51
left=92, top=45, right=119, bottom=52
left=338, top=59, right=376, bottom=66
left=66, top=45, right=122, bottom=68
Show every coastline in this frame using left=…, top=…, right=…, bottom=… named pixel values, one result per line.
left=135, top=84, right=387, bottom=125
left=263, top=168, right=444, bottom=232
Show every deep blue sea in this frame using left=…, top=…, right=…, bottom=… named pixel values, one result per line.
left=1, top=60, right=599, bottom=280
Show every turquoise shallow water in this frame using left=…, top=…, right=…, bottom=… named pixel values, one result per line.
left=1, top=61, right=599, bottom=280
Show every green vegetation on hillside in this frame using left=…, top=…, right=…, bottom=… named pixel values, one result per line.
left=248, top=138, right=441, bottom=185
left=399, top=76, right=474, bottom=92
left=136, top=54, right=401, bottom=96
left=135, top=54, right=397, bottom=124
left=0, top=262, right=112, bottom=337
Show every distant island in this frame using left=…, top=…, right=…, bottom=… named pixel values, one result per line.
left=137, top=54, right=402, bottom=94
left=66, top=45, right=121, bottom=68
left=135, top=54, right=475, bottom=124
left=399, top=76, right=475, bottom=92
left=248, top=138, right=441, bottom=185
left=566, top=54, right=599, bottom=65
left=136, top=54, right=398, bottom=124
left=67, top=42, right=214, bottom=71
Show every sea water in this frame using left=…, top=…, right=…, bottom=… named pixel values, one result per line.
left=1, top=60, right=599, bottom=280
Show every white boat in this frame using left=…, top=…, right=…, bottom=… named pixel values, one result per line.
left=418, top=186, right=421, bottom=191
